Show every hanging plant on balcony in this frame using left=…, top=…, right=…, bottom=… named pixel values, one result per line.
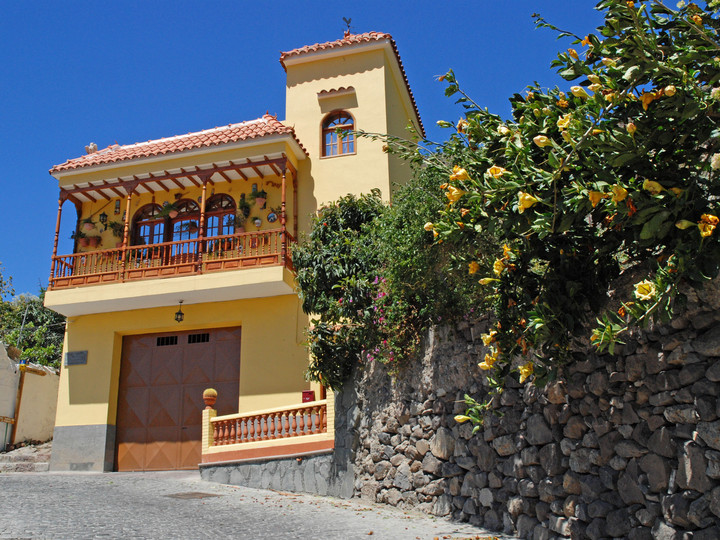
left=81, top=218, right=96, bottom=232
left=253, top=217, right=262, bottom=228
left=251, top=189, right=268, bottom=210
left=238, top=196, right=251, bottom=218
left=159, top=201, right=179, bottom=219
left=109, top=221, right=125, bottom=238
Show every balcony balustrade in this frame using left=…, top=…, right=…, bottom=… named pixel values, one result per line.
left=49, top=229, right=293, bottom=290
left=201, top=392, right=335, bottom=464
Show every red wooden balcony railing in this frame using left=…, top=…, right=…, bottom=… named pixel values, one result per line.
left=49, top=229, right=294, bottom=290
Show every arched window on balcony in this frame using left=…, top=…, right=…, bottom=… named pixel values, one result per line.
left=171, top=199, right=200, bottom=242
left=205, top=194, right=236, bottom=237
left=321, top=111, right=355, bottom=157
left=132, top=204, right=164, bottom=246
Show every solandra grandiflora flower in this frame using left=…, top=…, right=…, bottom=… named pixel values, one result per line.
left=449, top=166, right=470, bottom=182
left=699, top=214, right=719, bottom=237
left=518, top=361, right=534, bottom=383
left=533, top=135, right=552, bottom=148
left=446, top=185, right=467, bottom=204
left=634, top=280, right=657, bottom=301
left=487, top=166, right=508, bottom=179
left=518, top=192, right=539, bottom=213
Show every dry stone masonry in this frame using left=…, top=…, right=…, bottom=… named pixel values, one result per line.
left=345, top=280, right=720, bottom=539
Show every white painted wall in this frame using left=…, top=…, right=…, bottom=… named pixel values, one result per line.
left=14, top=364, right=59, bottom=443
left=0, top=346, right=19, bottom=450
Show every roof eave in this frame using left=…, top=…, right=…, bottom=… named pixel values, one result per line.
left=50, top=132, right=307, bottom=181
left=280, top=39, right=388, bottom=71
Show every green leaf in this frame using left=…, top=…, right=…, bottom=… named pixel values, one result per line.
left=639, top=211, right=670, bottom=240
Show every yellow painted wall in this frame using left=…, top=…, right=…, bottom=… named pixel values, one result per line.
left=285, top=41, right=420, bottom=217
left=54, top=294, right=310, bottom=428
left=383, top=52, right=418, bottom=199
left=286, top=48, right=391, bottom=210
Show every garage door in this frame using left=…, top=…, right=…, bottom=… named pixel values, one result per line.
left=115, top=327, right=241, bottom=471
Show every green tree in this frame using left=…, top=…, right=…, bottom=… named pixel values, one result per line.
left=0, top=264, right=66, bottom=368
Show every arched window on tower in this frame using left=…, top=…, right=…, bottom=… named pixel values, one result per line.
left=321, top=111, right=355, bottom=157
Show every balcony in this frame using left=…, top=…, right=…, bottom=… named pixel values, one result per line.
left=49, top=229, right=293, bottom=290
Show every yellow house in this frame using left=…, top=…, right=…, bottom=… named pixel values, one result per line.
left=45, top=31, right=423, bottom=472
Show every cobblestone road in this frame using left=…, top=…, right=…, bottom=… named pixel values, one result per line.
left=0, top=471, right=515, bottom=539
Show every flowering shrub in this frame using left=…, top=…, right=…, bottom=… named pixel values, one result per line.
left=421, top=0, right=720, bottom=415
left=296, top=1, right=720, bottom=415
left=294, top=167, right=482, bottom=389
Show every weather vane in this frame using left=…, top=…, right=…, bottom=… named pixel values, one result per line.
left=343, top=17, right=352, bottom=35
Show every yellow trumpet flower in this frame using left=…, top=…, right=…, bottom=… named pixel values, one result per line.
left=487, top=166, right=508, bottom=178
left=450, top=166, right=470, bottom=182
left=518, top=362, right=534, bottom=383
left=642, top=179, right=665, bottom=195
left=533, top=135, right=553, bottom=148
left=518, top=192, right=539, bottom=213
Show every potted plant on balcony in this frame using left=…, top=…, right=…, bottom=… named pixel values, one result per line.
left=71, top=230, right=89, bottom=248
left=251, top=189, right=267, bottom=210
left=109, top=221, right=125, bottom=247
left=238, top=195, right=251, bottom=218
left=159, top=201, right=179, bottom=219
left=81, top=218, right=96, bottom=232
left=175, top=220, right=199, bottom=234
left=231, top=212, right=246, bottom=233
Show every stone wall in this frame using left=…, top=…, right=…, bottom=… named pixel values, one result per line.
left=347, top=281, right=720, bottom=539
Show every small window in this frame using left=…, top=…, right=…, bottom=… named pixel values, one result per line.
left=322, top=111, right=355, bottom=157
left=188, top=333, right=210, bottom=344
left=156, top=336, right=178, bottom=347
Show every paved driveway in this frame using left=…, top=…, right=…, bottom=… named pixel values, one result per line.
left=0, top=471, right=513, bottom=539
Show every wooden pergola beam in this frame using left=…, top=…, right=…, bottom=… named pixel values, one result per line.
left=232, top=167, right=248, bottom=181
left=103, top=181, right=126, bottom=198
left=59, top=158, right=287, bottom=197
left=95, top=189, right=111, bottom=201
left=248, top=159, right=264, bottom=179
left=149, top=173, right=170, bottom=192
left=265, top=155, right=282, bottom=176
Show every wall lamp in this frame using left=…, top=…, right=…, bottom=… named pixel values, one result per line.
left=175, top=300, right=184, bottom=323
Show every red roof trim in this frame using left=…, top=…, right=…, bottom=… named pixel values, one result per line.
left=50, top=114, right=307, bottom=174
left=280, top=32, right=424, bottom=137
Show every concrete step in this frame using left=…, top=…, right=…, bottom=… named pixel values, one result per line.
left=0, top=461, right=49, bottom=473
left=0, top=442, right=52, bottom=472
left=0, top=451, right=51, bottom=463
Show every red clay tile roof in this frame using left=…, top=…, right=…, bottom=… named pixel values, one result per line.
left=50, top=114, right=307, bottom=173
left=280, top=32, right=424, bottom=136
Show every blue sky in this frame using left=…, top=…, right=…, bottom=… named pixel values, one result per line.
left=0, top=1, right=604, bottom=295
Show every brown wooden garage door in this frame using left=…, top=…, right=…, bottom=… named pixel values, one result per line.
left=115, top=327, right=241, bottom=471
